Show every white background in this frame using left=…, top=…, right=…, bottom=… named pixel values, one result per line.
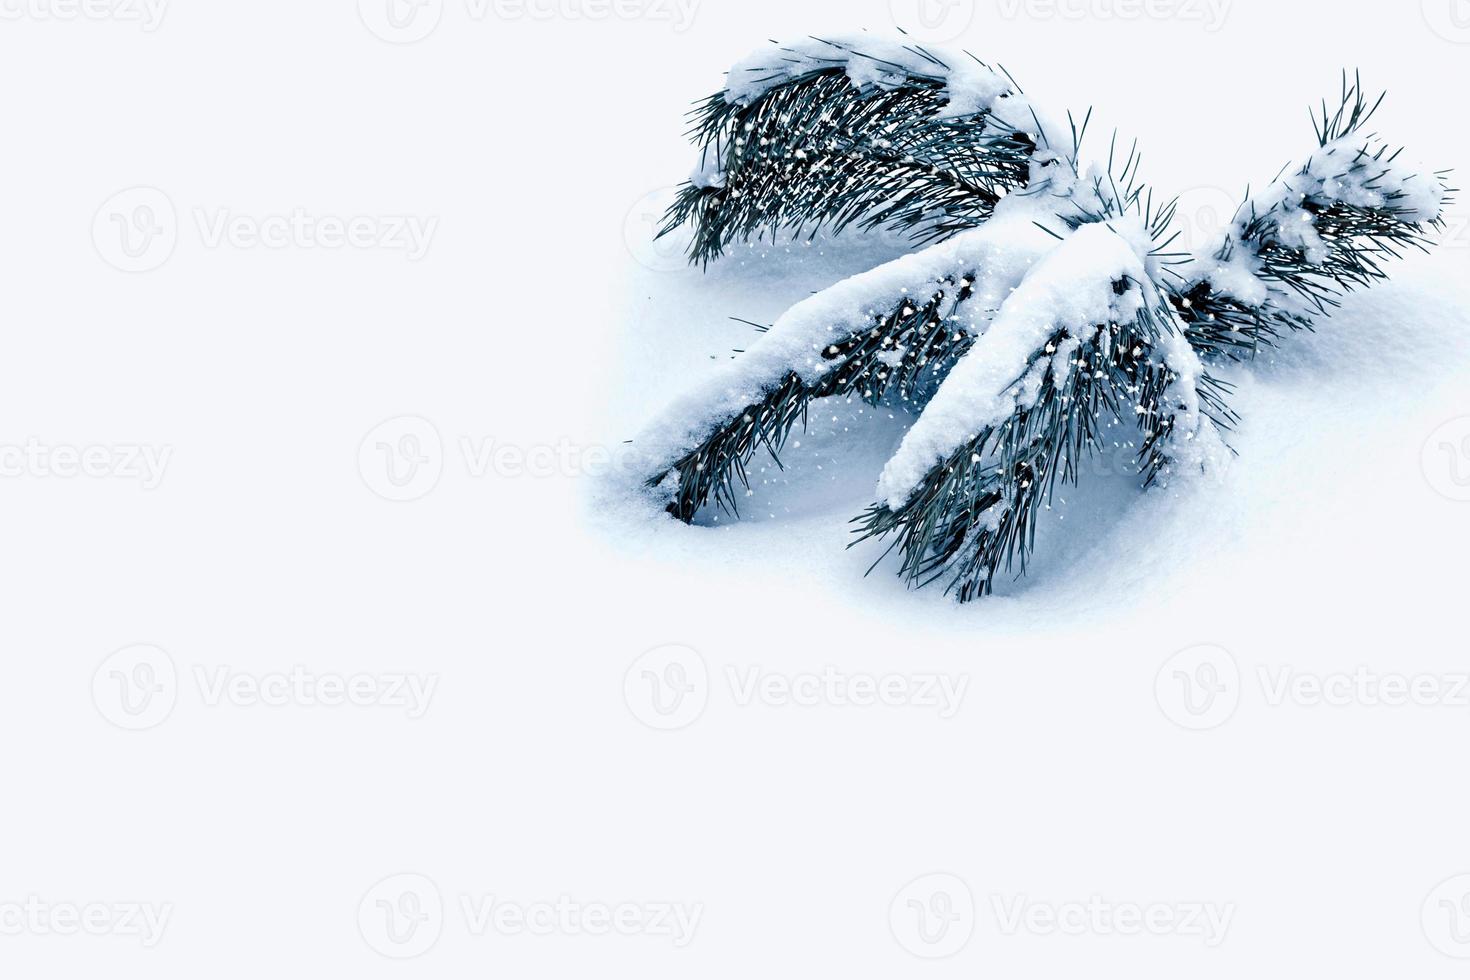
left=2, top=0, right=1470, bottom=975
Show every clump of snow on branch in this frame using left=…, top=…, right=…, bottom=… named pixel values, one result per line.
left=1150, top=329, right=1230, bottom=482
left=720, top=35, right=1064, bottom=149
left=723, top=35, right=1013, bottom=121
left=875, top=222, right=1160, bottom=505
left=631, top=202, right=1058, bottom=479
left=689, top=149, right=727, bottom=190
left=1183, top=135, right=1446, bottom=305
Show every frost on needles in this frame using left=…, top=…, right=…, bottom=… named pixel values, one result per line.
left=631, top=34, right=1452, bottom=603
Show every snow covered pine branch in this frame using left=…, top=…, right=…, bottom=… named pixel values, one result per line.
left=631, top=35, right=1451, bottom=602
